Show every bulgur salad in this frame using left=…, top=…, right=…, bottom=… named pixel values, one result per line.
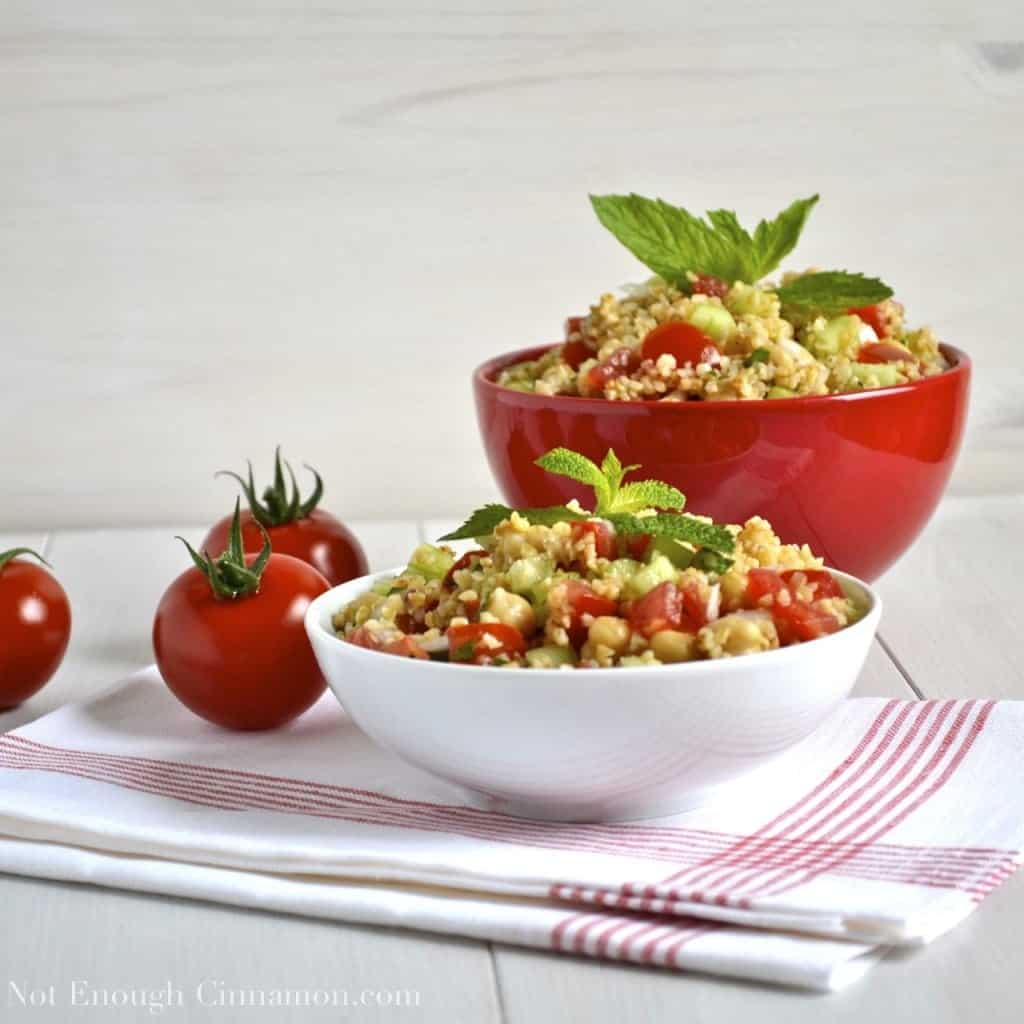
left=499, top=193, right=948, bottom=401
left=334, top=447, right=863, bottom=668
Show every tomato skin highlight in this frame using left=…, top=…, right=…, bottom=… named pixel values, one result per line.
left=446, top=622, right=526, bottom=664
left=0, top=561, right=71, bottom=709
left=202, top=508, right=368, bottom=587
left=641, top=321, right=720, bottom=368
left=153, top=553, right=329, bottom=730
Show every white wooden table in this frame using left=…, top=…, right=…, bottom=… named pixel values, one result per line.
left=2, top=502, right=1022, bottom=1022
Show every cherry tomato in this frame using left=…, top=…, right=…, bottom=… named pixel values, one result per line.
left=204, top=448, right=368, bottom=587
left=849, top=304, right=888, bottom=338
left=0, top=550, right=71, bottom=710
left=690, top=273, right=730, bottom=299
left=857, top=342, right=915, bottom=365
left=447, top=623, right=526, bottom=664
left=154, top=508, right=329, bottom=731
left=583, top=347, right=641, bottom=394
left=570, top=520, right=616, bottom=560
left=349, top=627, right=428, bottom=660
left=628, top=581, right=698, bottom=638
left=641, top=321, right=721, bottom=368
left=562, top=338, right=593, bottom=370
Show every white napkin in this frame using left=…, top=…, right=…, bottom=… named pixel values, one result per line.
left=0, top=668, right=1021, bottom=993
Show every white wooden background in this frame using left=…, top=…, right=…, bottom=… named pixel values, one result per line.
left=2, top=2, right=1024, bottom=1021
left=1, top=2, right=1023, bottom=530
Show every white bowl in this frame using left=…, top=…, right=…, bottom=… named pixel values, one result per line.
left=305, top=569, right=881, bottom=822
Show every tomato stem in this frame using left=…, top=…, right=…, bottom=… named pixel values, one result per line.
left=216, top=446, right=323, bottom=527
left=0, top=547, right=51, bottom=574
left=177, top=499, right=272, bottom=600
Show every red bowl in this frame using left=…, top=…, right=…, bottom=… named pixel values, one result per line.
left=474, top=344, right=970, bottom=581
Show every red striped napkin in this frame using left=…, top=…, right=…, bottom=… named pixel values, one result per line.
left=0, top=668, right=1020, bottom=992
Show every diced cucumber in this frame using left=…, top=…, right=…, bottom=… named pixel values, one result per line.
left=806, top=315, right=862, bottom=358
left=622, top=552, right=678, bottom=599
left=650, top=536, right=695, bottom=568
left=525, top=645, right=577, bottom=669
left=601, top=558, right=643, bottom=582
left=406, top=544, right=455, bottom=581
left=506, top=555, right=553, bottom=596
left=766, top=386, right=797, bottom=399
left=371, top=579, right=395, bottom=596
left=687, top=303, right=736, bottom=343
left=502, top=380, right=535, bottom=393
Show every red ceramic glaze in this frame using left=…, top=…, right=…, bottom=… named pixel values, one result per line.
left=474, top=344, right=971, bottom=581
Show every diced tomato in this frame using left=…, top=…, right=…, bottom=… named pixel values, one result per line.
left=443, top=549, right=487, bottom=588
left=564, top=315, right=586, bottom=338
left=583, top=346, right=641, bottom=393
left=744, top=569, right=842, bottom=644
left=349, top=626, right=428, bottom=660
left=562, top=338, right=593, bottom=370
left=780, top=569, right=843, bottom=601
left=622, top=534, right=652, bottom=560
left=571, top=520, right=616, bottom=560
left=849, top=304, right=888, bottom=338
left=447, top=622, right=526, bottom=664
left=690, top=273, right=730, bottom=299
left=772, top=601, right=842, bottom=644
left=680, top=579, right=711, bottom=628
left=640, top=321, right=721, bottom=368
left=628, top=581, right=698, bottom=639
left=560, top=579, right=618, bottom=647
left=745, top=568, right=786, bottom=605
left=857, top=342, right=915, bottom=365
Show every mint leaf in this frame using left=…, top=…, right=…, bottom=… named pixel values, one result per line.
left=438, top=504, right=511, bottom=541
left=744, top=347, right=770, bottom=367
left=611, top=480, right=686, bottom=514
left=589, top=193, right=819, bottom=287
left=776, top=271, right=893, bottom=314
left=438, top=504, right=586, bottom=541
left=535, top=448, right=610, bottom=511
left=750, top=195, right=819, bottom=278
left=607, top=512, right=735, bottom=554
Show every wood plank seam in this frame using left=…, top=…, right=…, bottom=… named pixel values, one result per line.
left=876, top=633, right=926, bottom=700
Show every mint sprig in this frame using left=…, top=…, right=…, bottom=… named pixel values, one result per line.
left=440, top=448, right=733, bottom=565
left=589, top=193, right=819, bottom=288
left=776, top=271, right=893, bottom=314
left=536, top=448, right=685, bottom=517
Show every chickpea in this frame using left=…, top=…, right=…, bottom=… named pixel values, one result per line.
left=487, top=587, right=536, bottom=636
left=650, top=630, right=698, bottom=664
left=587, top=616, right=631, bottom=655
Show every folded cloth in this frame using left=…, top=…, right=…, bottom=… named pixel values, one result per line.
left=0, top=669, right=1021, bottom=992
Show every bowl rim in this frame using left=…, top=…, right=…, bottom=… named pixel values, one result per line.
left=474, top=342, right=969, bottom=412
left=306, top=566, right=882, bottom=681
